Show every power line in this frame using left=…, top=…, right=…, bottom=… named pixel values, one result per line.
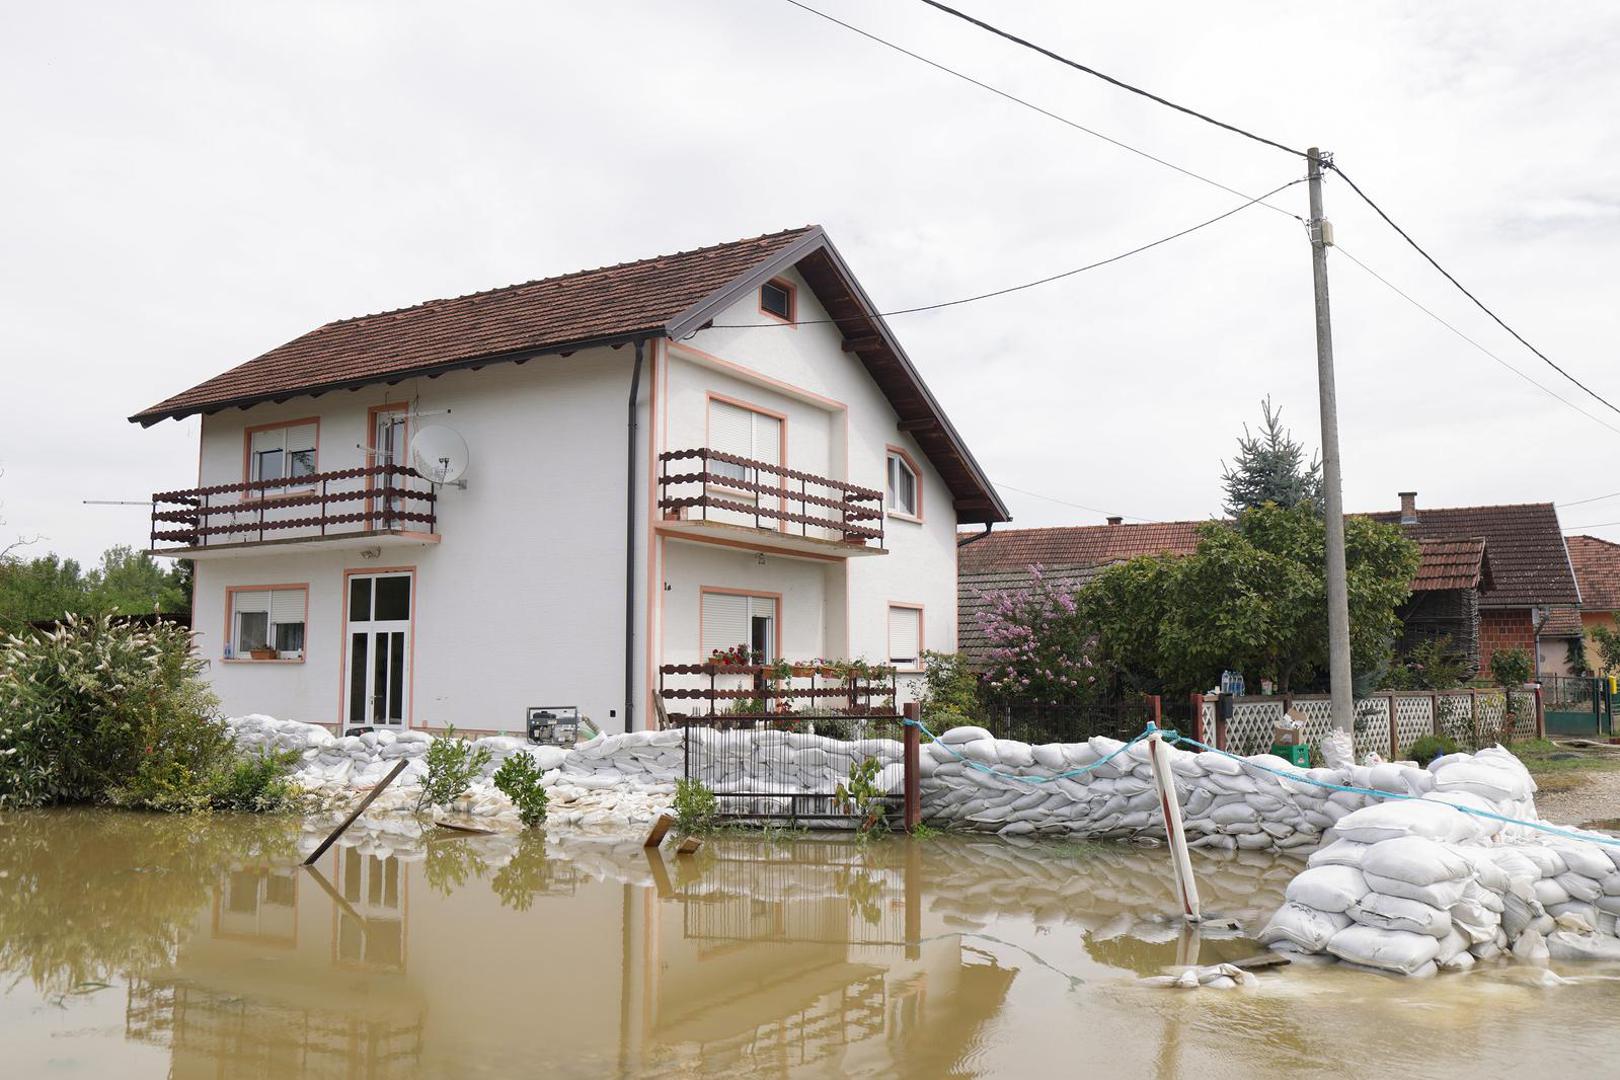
left=1563, top=520, right=1620, bottom=533
left=1558, top=490, right=1620, bottom=509
left=994, top=483, right=1151, bottom=522
left=1332, top=242, right=1620, bottom=440
left=915, top=0, right=1307, bottom=159
left=777, top=0, right=1302, bottom=222
left=1327, top=164, right=1620, bottom=420
left=700, top=177, right=1304, bottom=330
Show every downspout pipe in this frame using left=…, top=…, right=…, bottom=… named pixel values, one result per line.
left=957, top=523, right=994, bottom=548
left=625, top=338, right=647, bottom=732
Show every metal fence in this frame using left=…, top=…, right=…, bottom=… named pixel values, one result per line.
left=1194, top=688, right=1542, bottom=759
left=976, top=697, right=1159, bottom=746
left=678, top=717, right=907, bottom=823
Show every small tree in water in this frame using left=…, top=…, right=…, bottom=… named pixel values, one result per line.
left=1220, top=396, right=1324, bottom=517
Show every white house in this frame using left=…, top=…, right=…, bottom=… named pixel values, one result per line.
left=131, top=227, right=1009, bottom=735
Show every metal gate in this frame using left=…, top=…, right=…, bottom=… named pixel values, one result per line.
left=1543, top=676, right=1614, bottom=736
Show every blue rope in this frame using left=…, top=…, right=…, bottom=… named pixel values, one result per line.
left=1167, top=731, right=1620, bottom=851
left=902, top=716, right=1160, bottom=784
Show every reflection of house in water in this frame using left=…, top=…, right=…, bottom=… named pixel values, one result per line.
left=124, top=838, right=1012, bottom=1077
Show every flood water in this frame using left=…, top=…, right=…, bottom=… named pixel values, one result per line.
left=5, top=810, right=1620, bottom=1078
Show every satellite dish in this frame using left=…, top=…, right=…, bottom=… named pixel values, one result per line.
left=412, top=425, right=470, bottom=485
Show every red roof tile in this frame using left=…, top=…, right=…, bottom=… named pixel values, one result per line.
left=1364, top=502, right=1578, bottom=609
left=957, top=521, right=1207, bottom=574
left=132, top=228, right=819, bottom=424
left=1411, top=537, right=1490, bottom=592
left=1568, top=535, right=1620, bottom=612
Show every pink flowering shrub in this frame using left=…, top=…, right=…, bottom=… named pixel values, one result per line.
left=975, top=566, right=1098, bottom=704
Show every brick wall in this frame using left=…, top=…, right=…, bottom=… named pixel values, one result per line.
left=1478, top=607, right=1534, bottom=673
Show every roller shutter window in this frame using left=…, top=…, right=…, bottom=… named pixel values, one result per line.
left=701, top=592, right=776, bottom=661
left=231, top=587, right=306, bottom=659
left=708, top=399, right=780, bottom=485
left=249, top=423, right=317, bottom=484
left=889, top=605, right=921, bottom=669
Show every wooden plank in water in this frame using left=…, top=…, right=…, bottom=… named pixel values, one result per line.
left=676, top=836, right=702, bottom=856
left=643, top=814, right=675, bottom=849
left=301, top=759, right=409, bottom=866
left=433, top=819, right=496, bottom=835
left=1229, top=953, right=1291, bottom=971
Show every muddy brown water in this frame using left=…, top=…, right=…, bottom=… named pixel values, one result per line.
left=4, top=809, right=1620, bottom=1078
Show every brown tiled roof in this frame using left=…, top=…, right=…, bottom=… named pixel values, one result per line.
left=958, top=566, right=1096, bottom=663
left=1568, top=536, right=1620, bottom=612
left=1540, top=605, right=1584, bottom=638
left=1364, top=502, right=1578, bottom=609
left=1411, top=538, right=1490, bottom=592
left=957, top=521, right=1208, bottom=574
left=129, top=225, right=1010, bottom=522
left=132, top=228, right=818, bottom=424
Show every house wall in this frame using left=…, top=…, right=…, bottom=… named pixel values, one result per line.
left=1478, top=607, right=1535, bottom=675
left=181, top=267, right=967, bottom=732
left=191, top=350, right=637, bottom=732
left=662, top=268, right=961, bottom=691
left=1582, top=609, right=1617, bottom=673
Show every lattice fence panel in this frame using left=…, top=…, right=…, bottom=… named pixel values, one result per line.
left=1225, top=700, right=1285, bottom=756
left=1354, top=698, right=1392, bottom=761
left=1289, top=698, right=1337, bottom=752
left=1200, top=699, right=1215, bottom=743
left=1507, top=691, right=1538, bottom=742
left=1393, top=696, right=1435, bottom=758
left=1436, top=693, right=1474, bottom=745
left=1474, top=692, right=1509, bottom=744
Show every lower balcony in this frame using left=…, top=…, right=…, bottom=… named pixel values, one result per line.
left=656, top=448, right=886, bottom=558
left=149, top=464, right=440, bottom=559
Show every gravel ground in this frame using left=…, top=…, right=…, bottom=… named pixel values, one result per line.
left=1533, top=751, right=1620, bottom=827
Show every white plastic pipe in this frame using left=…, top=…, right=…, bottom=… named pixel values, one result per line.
left=1147, top=727, right=1202, bottom=922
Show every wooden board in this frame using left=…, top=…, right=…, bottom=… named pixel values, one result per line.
left=676, top=836, right=702, bottom=856
left=643, top=814, right=675, bottom=849
left=433, top=819, right=496, bottom=835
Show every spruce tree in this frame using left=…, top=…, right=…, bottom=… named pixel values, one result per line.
left=1220, top=396, right=1324, bottom=517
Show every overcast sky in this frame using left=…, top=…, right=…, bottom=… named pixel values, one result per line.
left=4, top=1, right=1619, bottom=565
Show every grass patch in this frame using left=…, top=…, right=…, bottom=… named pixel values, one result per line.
left=1507, top=738, right=1620, bottom=794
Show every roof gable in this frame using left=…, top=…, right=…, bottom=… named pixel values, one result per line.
left=1364, top=503, right=1577, bottom=608
left=130, top=226, right=1008, bottom=523
left=1568, top=535, right=1620, bottom=612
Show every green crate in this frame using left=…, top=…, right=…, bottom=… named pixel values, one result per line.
left=1270, top=743, right=1311, bottom=767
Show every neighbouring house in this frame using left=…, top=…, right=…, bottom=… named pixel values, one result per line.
left=1367, top=493, right=1581, bottom=678
left=1568, top=535, right=1620, bottom=672
left=957, top=519, right=1204, bottom=665
left=957, top=492, right=1575, bottom=679
left=131, top=226, right=1009, bottom=734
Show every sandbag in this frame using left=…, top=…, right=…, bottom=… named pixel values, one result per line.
left=1285, top=865, right=1369, bottom=914
left=1259, top=903, right=1352, bottom=951
left=1334, top=800, right=1479, bottom=845
left=1326, top=925, right=1440, bottom=975
left=1347, top=892, right=1453, bottom=938
left=1360, top=836, right=1472, bottom=886
left=1360, top=871, right=1469, bottom=910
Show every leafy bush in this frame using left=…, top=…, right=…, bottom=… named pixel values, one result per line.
left=492, top=752, right=549, bottom=827
left=672, top=777, right=718, bottom=834
left=834, top=757, right=888, bottom=835
left=1489, top=647, right=1533, bottom=689
left=1383, top=635, right=1470, bottom=691
left=915, top=650, right=982, bottom=732
left=1405, top=733, right=1459, bottom=766
left=0, top=615, right=292, bottom=812
left=415, top=725, right=491, bottom=814
left=206, top=750, right=301, bottom=812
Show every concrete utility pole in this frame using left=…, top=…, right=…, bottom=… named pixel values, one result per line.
left=1307, top=146, right=1355, bottom=734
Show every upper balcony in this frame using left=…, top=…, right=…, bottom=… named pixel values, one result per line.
left=656, top=448, right=886, bottom=558
left=149, top=464, right=440, bottom=559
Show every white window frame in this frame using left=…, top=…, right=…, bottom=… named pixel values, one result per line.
left=227, top=585, right=308, bottom=661
left=888, top=603, right=923, bottom=671
left=886, top=449, right=920, bottom=520
left=707, top=397, right=783, bottom=493
left=247, top=421, right=318, bottom=489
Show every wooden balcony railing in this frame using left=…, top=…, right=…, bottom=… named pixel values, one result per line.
left=657, top=448, right=884, bottom=549
left=149, top=464, right=438, bottom=551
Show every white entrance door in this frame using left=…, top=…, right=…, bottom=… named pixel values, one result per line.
left=345, top=572, right=412, bottom=728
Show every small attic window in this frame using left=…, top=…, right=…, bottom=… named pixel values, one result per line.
left=759, top=279, right=795, bottom=323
